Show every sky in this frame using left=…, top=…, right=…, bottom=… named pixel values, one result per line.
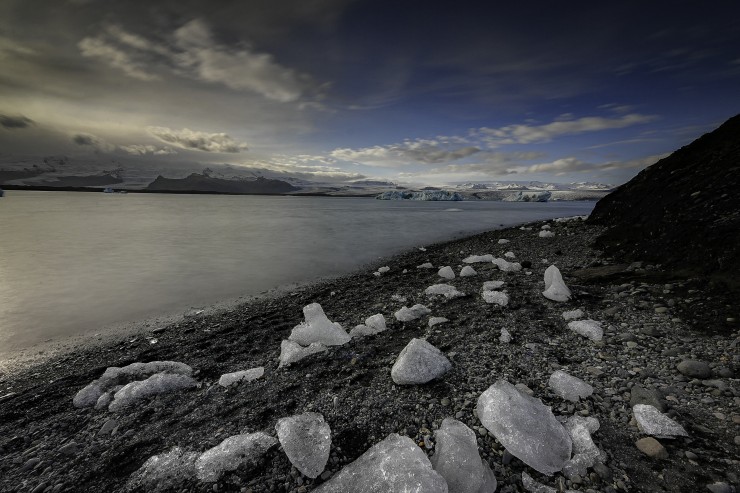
left=1, top=0, right=739, bottom=186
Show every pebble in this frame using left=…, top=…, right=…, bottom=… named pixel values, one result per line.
left=630, top=385, right=666, bottom=412
left=440, top=397, right=450, bottom=407
left=58, top=441, right=78, bottom=456
left=654, top=307, right=668, bottom=314
left=20, top=457, right=40, bottom=472
left=635, top=437, right=668, bottom=459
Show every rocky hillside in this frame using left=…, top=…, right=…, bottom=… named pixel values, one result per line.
left=145, top=174, right=299, bottom=194
left=588, top=114, right=740, bottom=291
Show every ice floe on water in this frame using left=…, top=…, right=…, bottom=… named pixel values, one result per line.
left=218, top=367, right=264, bottom=387
left=482, top=290, right=509, bottom=306
left=391, top=338, right=452, bottom=385
left=632, top=404, right=688, bottom=437
left=395, top=304, right=431, bottom=322
left=567, top=320, right=603, bottom=342
left=109, top=373, right=197, bottom=411
left=425, top=284, right=465, bottom=299
left=438, top=266, right=456, bottom=279
left=460, top=265, right=477, bottom=277
left=349, top=313, right=387, bottom=338
left=492, top=258, right=522, bottom=272
left=548, top=370, right=593, bottom=402
left=463, top=254, right=494, bottom=263
left=542, top=265, right=571, bottom=302
left=195, top=432, right=277, bottom=482
left=289, top=303, right=350, bottom=346
left=431, top=418, right=496, bottom=493
left=276, top=412, right=331, bottom=479
left=279, top=340, right=328, bottom=367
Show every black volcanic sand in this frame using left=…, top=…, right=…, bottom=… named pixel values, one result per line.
left=0, top=219, right=737, bottom=493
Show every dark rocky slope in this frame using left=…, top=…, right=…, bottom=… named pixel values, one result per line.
left=588, top=114, right=740, bottom=292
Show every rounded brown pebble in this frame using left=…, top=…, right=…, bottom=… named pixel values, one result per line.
left=636, top=437, right=668, bottom=459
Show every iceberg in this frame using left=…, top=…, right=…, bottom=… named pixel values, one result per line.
left=438, top=266, right=456, bottom=279
left=289, top=303, right=350, bottom=346
left=376, top=190, right=463, bottom=201
left=108, top=373, right=197, bottom=412
left=395, top=304, right=431, bottom=322
left=279, top=340, right=328, bottom=367
left=195, top=432, right=277, bottom=482
left=425, top=284, right=465, bottom=299
left=349, top=314, right=387, bottom=338
left=391, top=338, right=452, bottom=385
left=431, top=418, right=492, bottom=493
left=567, top=320, right=603, bottom=342
left=218, top=367, right=264, bottom=387
left=542, top=265, right=571, bottom=302
left=275, top=412, right=331, bottom=479
left=503, top=191, right=552, bottom=202
left=548, top=370, right=593, bottom=402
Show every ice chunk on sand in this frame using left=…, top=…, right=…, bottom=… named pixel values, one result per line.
left=279, top=340, right=328, bottom=367
left=425, top=284, right=465, bottom=299
left=522, top=471, right=579, bottom=493
left=504, top=251, right=515, bottom=258
left=129, top=447, right=199, bottom=492
left=498, top=239, right=510, bottom=244
left=275, top=412, right=331, bottom=479
left=431, top=418, right=493, bottom=493
left=463, top=254, right=493, bottom=263
left=417, top=262, right=434, bottom=269
left=562, top=416, right=603, bottom=479
left=313, top=433, right=447, bottom=492
left=218, top=367, right=264, bottom=387
left=429, top=317, right=449, bottom=328
left=538, top=230, right=555, bottom=238
left=482, top=291, right=509, bottom=306
left=567, top=320, right=603, bottom=342
left=349, top=314, right=387, bottom=338
left=391, top=338, right=452, bottom=385
left=632, top=404, right=688, bottom=437
left=548, top=370, right=593, bottom=402
left=289, top=303, right=350, bottom=346
left=492, top=258, right=522, bottom=272
left=479, top=460, right=497, bottom=493
left=482, top=280, right=504, bottom=291
left=438, top=266, right=456, bottom=279
left=476, top=380, right=572, bottom=475
left=541, top=224, right=551, bottom=230
left=95, top=392, right=113, bottom=410
left=500, top=328, right=512, bottom=343
left=377, top=266, right=390, bottom=273
left=195, top=432, right=277, bottom=482
left=109, top=373, right=197, bottom=411
left=460, top=265, right=477, bottom=277
left=395, top=304, right=431, bottom=322
left=542, top=265, right=571, bottom=302
left=562, top=309, right=583, bottom=320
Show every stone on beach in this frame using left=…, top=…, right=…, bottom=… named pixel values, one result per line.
left=349, top=313, right=387, bottom=338
left=425, top=284, right=465, bottom=299
left=476, top=380, right=572, bottom=475
left=562, top=309, right=583, bottom=320
left=567, top=320, right=603, bottom=341
left=482, top=280, right=504, bottom=291
left=633, top=404, right=688, bottom=437
left=542, top=265, right=571, bottom=302
left=492, top=258, right=522, bottom=272
left=108, top=373, right=197, bottom=411
left=313, top=433, right=448, bottom=492
left=395, top=304, right=431, bottom=322
left=431, top=417, right=493, bottom=493
left=289, top=303, right=350, bottom=346
left=482, top=290, right=509, bottom=306
left=195, top=432, right=278, bottom=482
left=463, top=254, right=493, bottom=263
left=548, top=370, right=593, bottom=402
left=676, top=359, right=712, bottom=379
left=438, top=266, right=456, bottom=279
left=130, top=447, right=199, bottom=492
left=460, top=265, right=477, bottom=277
left=391, top=338, right=452, bottom=385
left=275, top=412, right=331, bottom=479
left=218, top=367, right=264, bottom=387
left=279, top=340, right=328, bottom=367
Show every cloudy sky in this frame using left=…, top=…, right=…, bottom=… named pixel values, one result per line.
left=1, top=0, right=739, bottom=186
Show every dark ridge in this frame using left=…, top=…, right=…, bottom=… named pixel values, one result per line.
left=145, top=173, right=299, bottom=194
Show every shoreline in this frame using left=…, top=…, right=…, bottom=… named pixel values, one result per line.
left=0, top=218, right=737, bottom=493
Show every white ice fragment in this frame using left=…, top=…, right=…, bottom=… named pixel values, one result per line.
left=431, top=418, right=490, bottom=493
left=463, top=254, right=493, bottom=263
left=95, top=392, right=113, bottom=410
left=499, top=328, right=512, bottom=343
left=460, top=266, right=477, bottom=277
left=377, top=266, right=390, bottom=273
left=541, top=224, right=551, bottom=230
left=562, top=309, right=584, bottom=321
left=391, top=294, right=407, bottom=303
left=522, top=472, right=579, bottom=493
left=74, top=380, right=105, bottom=408
left=478, top=460, right=497, bottom=493
left=129, top=447, right=199, bottom=492
left=482, top=291, right=509, bottom=306
left=279, top=340, right=328, bottom=367
left=438, top=266, right=456, bottom=279
left=391, top=338, right=452, bottom=385
left=548, top=370, right=593, bottom=402
left=632, top=404, right=688, bottom=437
left=394, top=304, right=431, bottom=322
left=289, top=303, right=350, bottom=346
left=504, top=251, right=515, bottom=259
left=417, top=262, right=434, bottom=269
left=350, top=314, right=387, bottom=338
left=428, top=317, right=449, bottom=328
left=313, top=433, right=447, bottom=492
left=419, top=247, right=427, bottom=252
left=567, top=320, right=603, bottom=342
left=425, top=284, right=465, bottom=299
left=498, top=239, right=510, bottom=244
left=373, top=272, right=381, bottom=277
left=109, top=373, right=197, bottom=411
left=218, top=367, right=265, bottom=387
left=538, top=230, right=555, bottom=238
left=562, top=416, right=604, bottom=479
left=492, top=258, right=522, bottom=272
left=482, top=280, right=505, bottom=291
left=276, top=412, right=331, bottom=479
left=542, top=265, right=571, bottom=302
left=195, top=432, right=278, bottom=482
left=477, top=380, right=572, bottom=475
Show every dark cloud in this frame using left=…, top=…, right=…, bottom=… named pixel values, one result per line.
left=72, top=133, right=98, bottom=146
left=0, top=113, right=34, bottom=129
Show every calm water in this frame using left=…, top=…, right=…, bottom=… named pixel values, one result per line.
left=0, top=191, right=594, bottom=359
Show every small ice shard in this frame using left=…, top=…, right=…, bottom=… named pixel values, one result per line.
left=499, top=328, right=512, bottom=343
left=542, top=265, right=571, bottom=302
left=632, top=404, right=688, bottom=437
left=289, top=303, right=350, bottom=346
left=567, top=320, right=603, bottom=341
left=498, top=239, right=510, bottom=244
left=218, top=367, right=265, bottom=387
left=482, top=291, right=509, bottom=306
left=428, top=317, right=449, bottom=328
left=377, top=266, right=390, bottom=273
left=109, top=373, right=197, bottom=411
left=562, top=309, right=584, bottom=320
left=349, top=313, right=388, bottom=338
left=504, top=251, right=515, bottom=259
left=492, top=258, right=522, bottom=272
left=463, top=254, right=494, bottom=263
left=548, top=370, right=593, bottom=402
left=275, top=412, right=331, bottom=479
left=482, top=280, right=505, bottom=290
left=460, top=266, right=477, bottom=277
left=391, top=338, right=452, bottom=385
left=541, top=224, right=551, bottom=230
left=562, top=416, right=604, bottom=479
left=279, top=340, right=328, bottom=367
left=395, top=304, right=431, bottom=322
left=478, top=460, right=498, bottom=493
left=417, top=262, right=434, bottom=269
left=476, top=380, right=572, bottom=475
left=431, top=418, right=490, bottom=493
left=438, top=266, right=456, bottom=279
left=419, top=247, right=427, bottom=252
left=538, top=230, right=555, bottom=238
left=129, top=447, right=199, bottom=492
left=425, top=284, right=465, bottom=299
left=95, top=392, right=113, bottom=410
left=313, top=433, right=447, bottom=492
left=522, top=471, right=579, bottom=493
left=391, top=294, right=407, bottom=303
left=195, top=432, right=278, bottom=482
